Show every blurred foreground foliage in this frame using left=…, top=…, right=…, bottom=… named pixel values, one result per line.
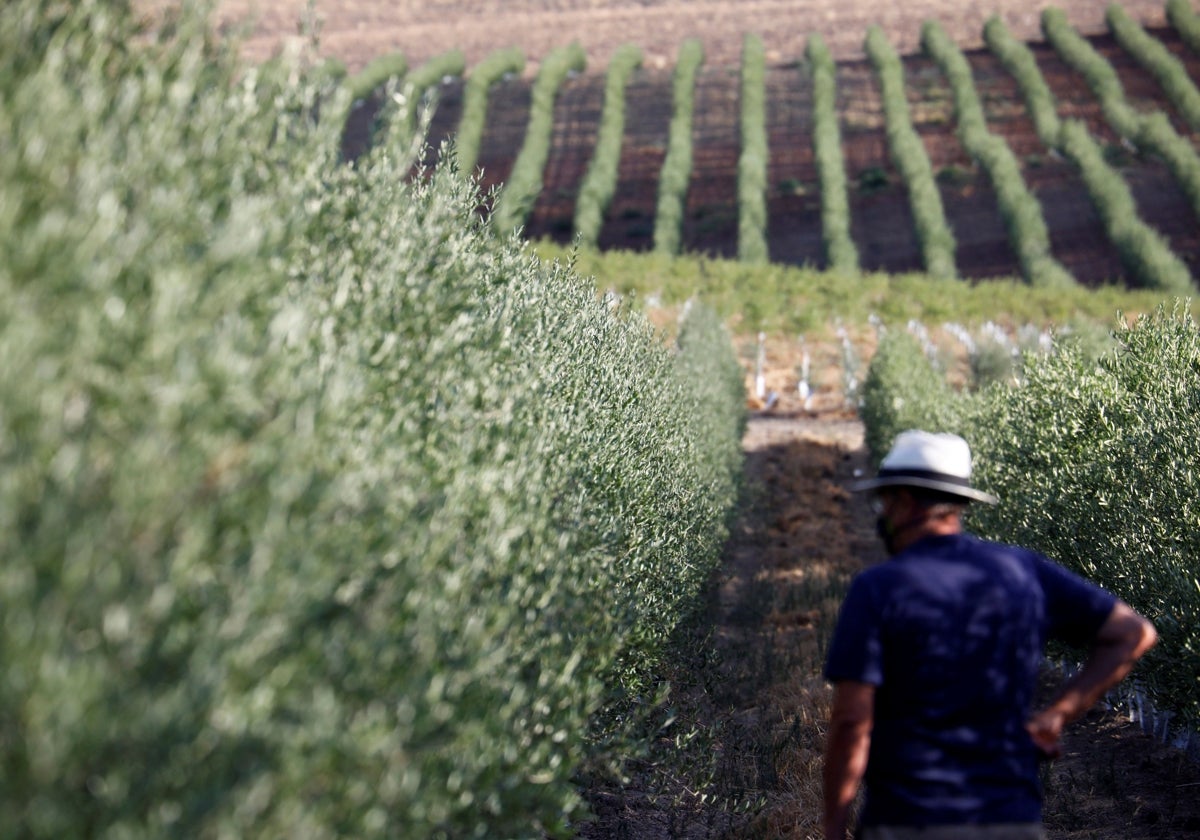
left=861, top=306, right=1200, bottom=726
left=0, top=1, right=745, bottom=836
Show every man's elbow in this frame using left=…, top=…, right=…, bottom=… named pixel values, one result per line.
left=1105, top=601, right=1157, bottom=660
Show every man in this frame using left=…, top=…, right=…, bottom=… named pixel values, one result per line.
left=822, top=430, right=1156, bottom=840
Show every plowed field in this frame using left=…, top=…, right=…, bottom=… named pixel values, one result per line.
left=286, top=0, right=1200, bottom=286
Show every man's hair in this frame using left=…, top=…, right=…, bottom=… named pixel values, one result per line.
left=907, top=487, right=969, bottom=516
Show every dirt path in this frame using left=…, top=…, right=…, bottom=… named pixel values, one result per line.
left=578, top=409, right=1200, bottom=839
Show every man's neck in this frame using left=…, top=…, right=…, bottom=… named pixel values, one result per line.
left=891, top=514, right=962, bottom=553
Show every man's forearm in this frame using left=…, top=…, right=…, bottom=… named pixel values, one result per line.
left=823, top=723, right=869, bottom=839
left=824, top=681, right=875, bottom=838
left=1051, top=603, right=1157, bottom=723
left=1028, top=602, right=1156, bottom=757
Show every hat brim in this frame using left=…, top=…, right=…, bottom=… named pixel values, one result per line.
left=852, top=475, right=999, bottom=505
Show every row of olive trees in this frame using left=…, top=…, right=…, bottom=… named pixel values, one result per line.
left=654, top=39, right=706, bottom=255
left=1108, top=3, right=1200, bottom=129
left=574, top=44, right=644, bottom=247
left=807, top=33, right=860, bottom=274
left=990, top=11, right=1194, bottom=294
left=492, top=43, right=588, bottom=234
left=1042, top=7, right=1200, bottom=230
left=337, top=7, right=1198, bottom=288
left=1168, top=0, right=1200, bottom=50
left=738, top=34, right=770, bottom=263
left=866, top=25, right=958, bottom=280
left=921, top=20, right=1075, bottom=289
left=456, top=46, right=526, bottom=174
left=0, top=3, right=748, bottom=836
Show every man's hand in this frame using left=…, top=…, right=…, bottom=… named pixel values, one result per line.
left=1025, top=707, right=1066, bottom=760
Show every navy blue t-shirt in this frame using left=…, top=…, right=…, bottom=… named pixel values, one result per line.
left=823, top=532, right=1117, bottom=827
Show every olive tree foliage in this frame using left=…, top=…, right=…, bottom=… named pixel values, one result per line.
left=0, top=2, right=746, bottom=836
left=492, top=42, right=587, bottom=235
left=968, top=306, right=1200, bottom=724
left=654, top=38, right=705, bottom=255
left=990, top=13, right=1196, bottom=294
left=737, top=33, right=770, bottom=264
left=921, top=20, right=1074, bottom=289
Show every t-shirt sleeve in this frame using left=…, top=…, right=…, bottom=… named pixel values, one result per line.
left=824, top=572, right=885, bottom=686
left=1035, top=555, right=1119, bottom=648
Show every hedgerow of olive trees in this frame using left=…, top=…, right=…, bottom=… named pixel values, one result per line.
left=983, top=17, right=1062, bottom=145
left=0, top=3, right=745, bottom=837
left=1042, top=7, right=1200, bottom=227
left=574, top=43, right=643, bottom=247
left=345, top=50, right=408, bottom=103
left=1108, top=3, right=1200, bottom=130
left=492, top=42, right=587, bottom=235
left=865, top=25, right=958, bottom=280
left=807, top=33, right=859, bottom=274
left=921, top=20, right=1075, bottom=289
left=991, top=15, right=1195, bottom=294
left=654, top=38, right=705, bottom=255
left=738, top=33, right=769, bottom=264
left=455, top=46, right=525, bottom=174
left=396, top=49, right=466, bottom=136
left=859, top=309, right=1200, bottom=727
left=1168, top=0, right=1200, bottom=53
left=969, top=307, right=1200, bottom=727
left=1057, top=120, right=1194, bottom=295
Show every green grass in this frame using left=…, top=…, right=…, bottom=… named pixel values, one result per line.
left=533, top=243, right=1180, bottom=336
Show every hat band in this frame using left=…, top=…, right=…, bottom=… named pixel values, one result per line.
left=876, top=467, right=973, bottom=489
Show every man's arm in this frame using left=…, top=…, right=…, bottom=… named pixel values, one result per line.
left=824, top=680, right=874, bottom=840
left=1027, top=600, right=1157, bottom=758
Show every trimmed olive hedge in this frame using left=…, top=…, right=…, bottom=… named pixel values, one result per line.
left=865, top=25, right=958, bottom=280
left=574, top=44, right=643, bottom=247
left=654, top=39, right=705, bottom=255
left=0, top=3, right=745, bottom=836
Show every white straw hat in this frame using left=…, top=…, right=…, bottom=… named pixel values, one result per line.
left=853, top=430, right=998, bottom=504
